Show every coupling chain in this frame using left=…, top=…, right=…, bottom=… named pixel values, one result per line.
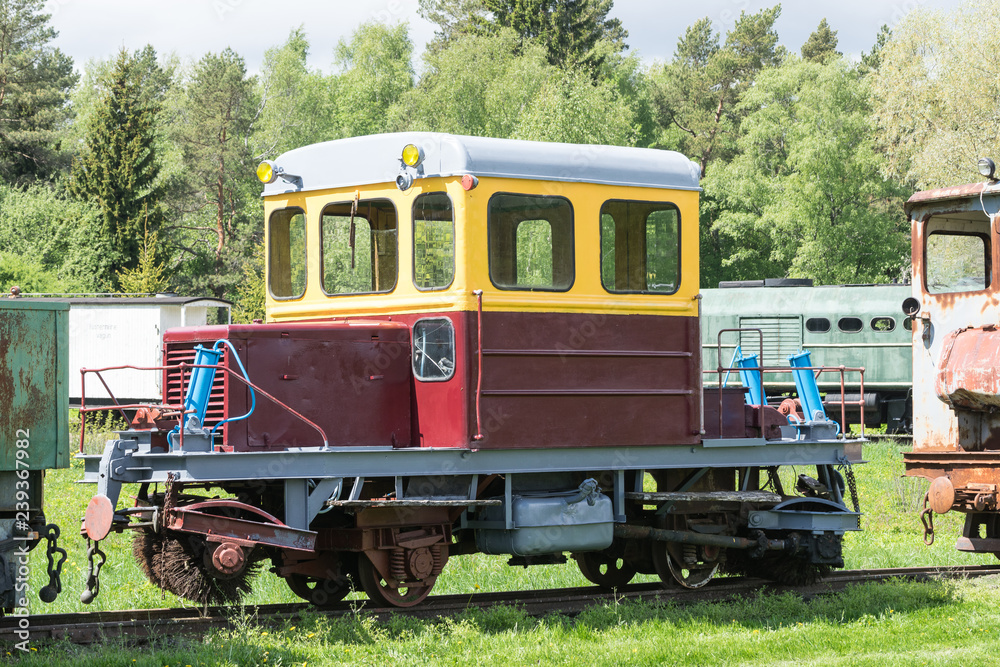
left=920, top=495, right=935, bottom=546
left=39, top=523, right=67, bottom=604
left=81, top=538, right=107, bottom=605
left=837, top=456, right=860, bottom=513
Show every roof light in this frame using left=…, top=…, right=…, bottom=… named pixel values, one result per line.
left=257, top=160, right=278, bottom=184
left=978, top=157, right=997, bottom=181
left=401, top=144, right=424, bottom=168
left=461, top=174, right=479, bottom=191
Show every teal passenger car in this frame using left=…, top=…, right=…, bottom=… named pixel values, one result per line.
left=701, top=281, right=912, bottom=432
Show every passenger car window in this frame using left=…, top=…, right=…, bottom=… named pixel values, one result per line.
left=805, top=317, right=830, bottom=333
left=321, top=199, right=398, bottom=295
left=871, top=317, right=895, bottom=332
left=488, top=193, right=573, bottom=291
left=926, top=232, right=990, bottom=294
left=413, top=193, right=455, bottom=290
left=268, top=208, right=306, bottom=299
left=838, top=317, right=863, bottom=333
left=412, top=318, right=455, bottom=381
left=600, top=200, right=680, bottom=294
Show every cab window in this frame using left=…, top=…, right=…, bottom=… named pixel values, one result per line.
left=412, top=318, right=455, bottom=381
left=268, top=207, right=306, bottom=299
left=413, top=193, right=455, bottom=290
left=488, top=193, right=574, bottom=291
left=321, top=199, right=398, bottom=295
left=926, top=231, right=990, bottom=294
left=601, top=200, right=680, bottom=294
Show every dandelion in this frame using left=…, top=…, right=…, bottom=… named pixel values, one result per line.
left=474, top=584, right=480, bottom=590
left=307, top=633, right=315, bottom=638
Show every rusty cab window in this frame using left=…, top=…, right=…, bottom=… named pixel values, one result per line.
left=321, top=199, right=398, bottom=295
left=925, top=223, right=991, bottom=294
left=488, top=193, right=574, bottom=291
left=413, top=193, right=455, bottom=290
left=600, top=200, right=680, bottom=294
left=268, top=207, right=306, bottom=299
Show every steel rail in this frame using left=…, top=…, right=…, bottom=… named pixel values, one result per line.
left=4, top=564, right=999, bottom=646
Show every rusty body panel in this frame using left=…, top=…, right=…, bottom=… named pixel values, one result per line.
left=0, top=300, right=69, bottom=471
left=905, top=181, right=1000, bottom=550
left=906, top=184, right=1000, bottom=454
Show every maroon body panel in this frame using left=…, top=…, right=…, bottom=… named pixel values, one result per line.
left=467, top=311, right=701, bottom=449
left=163, top=322, right=412, bottom=450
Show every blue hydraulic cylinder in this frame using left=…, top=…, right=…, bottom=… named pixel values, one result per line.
left=788, top=350, right=826, bottom=421
left=736, top=353, right=764, bottom=406
left=184, top=344, right=222, bottom=425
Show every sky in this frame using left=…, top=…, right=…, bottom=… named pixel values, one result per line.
left=46, top=0, right=968, bottom=74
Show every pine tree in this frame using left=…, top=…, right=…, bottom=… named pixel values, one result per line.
left=70, top=48, right=163, bottom=290
left=801, top=18, right=841, bottom=64
left=0, top=0, right=76, bottom=183
left=116, top=218, right=169, bottom=294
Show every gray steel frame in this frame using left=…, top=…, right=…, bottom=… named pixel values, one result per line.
left=82, top=438, right=857, bottom=484
left=82, top=436, right=863, bottom=535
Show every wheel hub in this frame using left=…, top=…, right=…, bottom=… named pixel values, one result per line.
left=208, top=541, right=247, bottom=576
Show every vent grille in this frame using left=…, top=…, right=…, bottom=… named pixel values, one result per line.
left=163, top=344, right=227, bottom=436
left=738, top=317, right=802, bottom=367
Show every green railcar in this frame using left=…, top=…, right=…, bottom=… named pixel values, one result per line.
left=701, top=281, right=912, bottom=432
left=0, top=299, right=69, bottom=612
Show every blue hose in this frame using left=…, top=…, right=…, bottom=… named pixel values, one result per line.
left=209, top=339, right=255, bottom=438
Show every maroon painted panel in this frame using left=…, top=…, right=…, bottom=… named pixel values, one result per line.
left=466, top=312, right=701, bottom=448
left=164, top=322, right=412, bottom=450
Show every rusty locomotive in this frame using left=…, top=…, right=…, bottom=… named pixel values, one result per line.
left=78, top=133, right=864, bottom=607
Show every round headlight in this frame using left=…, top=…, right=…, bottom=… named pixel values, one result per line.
left=978, top=157, right=996, bottom=181
left=401, top=144, right=424, bottom=168
left=257, top=160, right=278, bottom=184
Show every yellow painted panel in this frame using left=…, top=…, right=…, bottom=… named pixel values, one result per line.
left=264, top=176, right=700, bottom=322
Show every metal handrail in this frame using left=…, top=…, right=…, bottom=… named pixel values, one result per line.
left=708, top=327, right=867, bottom=439
left=78, top=362, right=330, bottom=453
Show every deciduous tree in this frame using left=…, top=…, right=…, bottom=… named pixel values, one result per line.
left=871, top=0, right=1000, bottom=187
left=705, top=58, right=909, bottom=285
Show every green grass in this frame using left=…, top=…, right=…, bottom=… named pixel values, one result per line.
left=10, top=436, right=1000, bottom=665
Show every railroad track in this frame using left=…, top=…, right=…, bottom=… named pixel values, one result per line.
left=4, top=564, right=998, bottom=646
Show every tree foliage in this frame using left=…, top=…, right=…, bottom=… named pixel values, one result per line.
left=70, top=48, right=164, bottom=290
left=334, top=22, right=414, bottom=138
left=871, top=0, right=1000, bottom=188
left=253, top=28, right=334, bottom=158
left=0, top=0, right=76, bottom=183
left=705, top=58, right=909, bottom=285
left=650, top=6, right=784, bottom=175
left=480, top=0, right=626, bottom=69
left=392, top=29, right=636, bottom=145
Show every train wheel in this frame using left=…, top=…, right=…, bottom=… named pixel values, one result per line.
left=286, top=574, right=351, bottom=606
left=651, top=543, right=719, bottom=589
left=357, top=556, right=433, bottom=607
left=575, top=551, right=637, bottom=588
